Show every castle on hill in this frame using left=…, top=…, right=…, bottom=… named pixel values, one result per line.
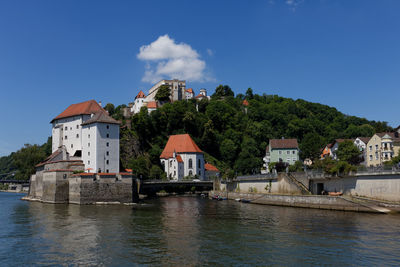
left=129, top=79, right=210, bottom=114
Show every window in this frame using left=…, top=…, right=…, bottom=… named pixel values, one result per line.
left=198, top=159, right=201, bottom=168
left=170, top=161, right=172, bottom=167
left=71, top=144, right=73, bottom=148
left=76, top=134, right=79, bottom=138
left=88, top=134, right=90, bottom=138
left=106, top=142, right=109, bottom=147
left=189, top=159, right=193, bottom=169
left=369, top=145, right=372, bottom=151
left=293, top=150, right=296, bottom=154
left=287, top=158, right=290, bottom=162
left=106, top=134, right=109, bottom=138
left=76, top=125, right=79, bottom=129
left=88, top=143, right=90, bottom=147
left=375, top=152, right=379, bottom=160
left=88, top=160, right=90, bottom=165
left=106, top=160, right=109, bottom=165
left=174, top=171, right=176, bottom=176
left=199, top=170, right=201, bottom=175
left=88, top=152, right=90, bottom=156
left=293, top=157, right=297, bottom=161
left=106, top=169, right=109, bottom=173
left=279, top=151, right=282, bottom=155
left=287, top=151, right=290, bottom=155
left=369, top=155, right=372, bottom=161
left=106, top=151, right=109, bottom=156
left=65, top=135, right=67, bottom=140
left=375, top=144, right=378, bottom=150
left=65, top=126, right=67, bottom=131
left=106, top=125, right=109, bottom=129
left=189, top=170, right=193, bottom=176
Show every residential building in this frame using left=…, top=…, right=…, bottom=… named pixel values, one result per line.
left=354, top=137, right=371, bottom=165
left=51, top=100, right=120, bottom=173
left=366, top=132, right=400, bottom=167
left=160, top=134, right=205, bottom=180
left=130, top=90, right=146, bottom=114
left=205, top=163, right=220, bottom=179
left=185, top=88, right=195, bottom=100
left=263, top=138, right=299, bottom=172
left=320, top=139, right=353, bottom=160
left=146, top=101, right=158, bottom=113
left=195, top=88, right=210, bottom=100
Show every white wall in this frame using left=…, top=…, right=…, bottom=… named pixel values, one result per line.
left=95, top=122, right=119, bottom=173
left=81, top=124, right=97, bottom=172
left=180, top=153, right=205, bottom=180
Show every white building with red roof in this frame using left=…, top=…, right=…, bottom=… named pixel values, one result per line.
left=185, top=88, right=195, bottom=100
left=51, top=100, right=120, bottom=173
left=160, top=134, right=205, bottom=180
left=130, top=90, right=147, bottom=114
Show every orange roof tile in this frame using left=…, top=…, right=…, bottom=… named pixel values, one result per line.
left=136, top=90, right=146, bottom=99
left=195, top=94, right=206, bottom=99
left=176, top=155, right=183, bottom=163
left=205, top=163, right=219, bottom=172
left=147, top=101, right=157, bottom=109
left=51, top=100, right=103, bottom=122
left=186, top=88, right=194, bottom=94
left=160, top=134, right=203, bottom=158
left=242, top=99, right=249, bottom=106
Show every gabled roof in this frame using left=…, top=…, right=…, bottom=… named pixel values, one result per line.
left=147, top=101, right=157, bottom=109
left=195, top=94, right=207, bottom=99
left=51, top=100, right=103, bottom=122
left=186, top=88, right=194, bottom=94
left=160, top=134, right=203, bottom=159
left=376, top=132, right=400, bottom=141
left=356, top=137, right=371, bottom=144
left=269, top=139, right=299, bottom=149
left=242, top=100, right=249, bottom=106
left=81, top=110, right=120, bottom=125
left=205, top=163, right=219, bottom=172
left=136, top=90, right=146, bottom=99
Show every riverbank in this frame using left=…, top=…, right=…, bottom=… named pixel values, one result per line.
left=211, top=191, right=399, bottom=213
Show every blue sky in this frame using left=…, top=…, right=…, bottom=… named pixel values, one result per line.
left=0, top=0, right=399, bottom=156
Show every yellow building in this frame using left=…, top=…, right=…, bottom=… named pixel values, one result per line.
left=366, top=132, right=400, bottom=167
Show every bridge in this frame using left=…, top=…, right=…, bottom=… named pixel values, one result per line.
left=138, top=180, right=213, bottom=197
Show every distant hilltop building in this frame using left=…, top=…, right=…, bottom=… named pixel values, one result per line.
left=129, top=80, right=210, bottom=115
left=51, top=100, right=120, bottom=173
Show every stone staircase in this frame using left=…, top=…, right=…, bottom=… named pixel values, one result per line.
left=286, top=173, right=312, bottom=195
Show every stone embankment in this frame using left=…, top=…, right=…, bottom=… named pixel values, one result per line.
left=210, top=191, right=396, bottom=213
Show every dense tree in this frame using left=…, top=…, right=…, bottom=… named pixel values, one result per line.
left=12, top=144, right=47, bottom=180
left=337, top=140, right=362, bottom=165
left=155, top=85, right=171, bottom=102
left=104, top=103, right=115, bottom=116
left=300, top=133, right=326, bottom=160
left=212, top=84, right=234, bottom=98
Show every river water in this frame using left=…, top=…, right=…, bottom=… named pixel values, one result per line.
left=1, top=192, right=400, bottom=266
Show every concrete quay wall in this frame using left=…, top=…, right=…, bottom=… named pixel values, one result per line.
left=312, top=174, right=400, bottom=202
left=211, top=191, right=379, bottom=213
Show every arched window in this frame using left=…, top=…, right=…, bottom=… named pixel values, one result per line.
left=170, top=160, right=172, bottom=167
left=189, top=170, right=193, bottom=176
left=189, top=159, right=193, bottom=169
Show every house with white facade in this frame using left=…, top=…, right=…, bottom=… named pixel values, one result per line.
left=51, top=100, right=120, bottom=173
left=195, top=88, right=210, bottom=100
left=185, top=88, right=195, bottom=100
left=130, top=90, right=146, bottom=114
left=160, top=134, right=205, bottom=180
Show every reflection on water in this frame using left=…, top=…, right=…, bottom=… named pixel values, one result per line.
left=1, top=192, right=400, bottom=266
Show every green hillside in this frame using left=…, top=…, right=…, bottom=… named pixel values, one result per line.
left=110, top=86, right=392, bottom=178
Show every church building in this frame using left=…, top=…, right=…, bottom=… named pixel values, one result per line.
left=160, top=134, right=205, bottom=180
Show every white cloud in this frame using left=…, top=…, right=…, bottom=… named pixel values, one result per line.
left=137, top=35, right=210, bottom=83
left=285, top=0, right=304, bottom=11
left=206, top=48, right=213, bottom=56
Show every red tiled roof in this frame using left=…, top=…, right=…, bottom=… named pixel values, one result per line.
left=376, top=132, right=400, bottom=141
left=269, top=139, right=299, bottom=149
left=205, top=163, right=219, bottom=172
left=357, top=137, right=371, bottom=144
left=160, top=134, right=203, bottom=159
left=136, top=90, right=146, bottom=99
left=176, top=155, right=183, bottom=163
left=147, top=101, right=157, bottom=109
left=186, top=88, right=194, bottom=94
left=51, top=100, right=103, bottom=122
left=125, top=169, right=133, bottom=172
left=195, top=94, right=207, bottom=99
left=242, top=100, right=249, bottom=106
